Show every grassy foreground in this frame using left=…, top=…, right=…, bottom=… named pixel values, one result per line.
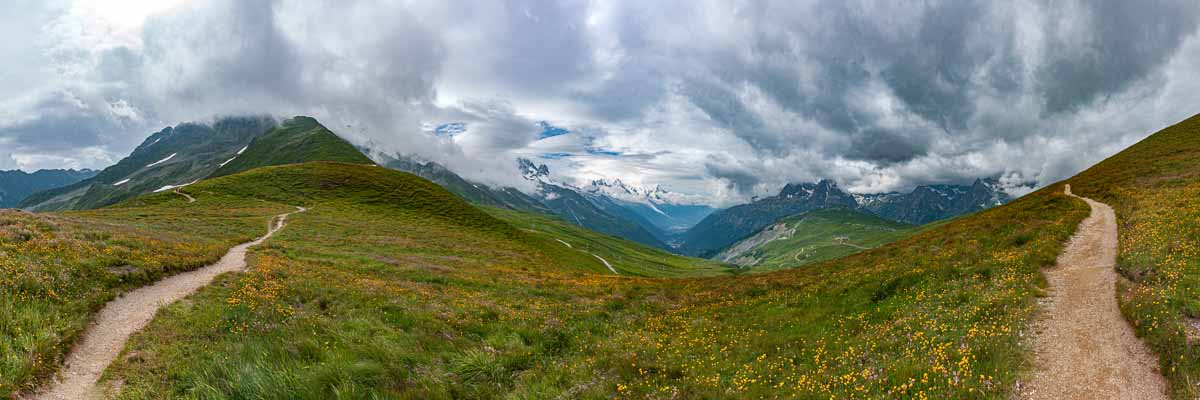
left=0, top=191, right=288, bottom=396
left=88, top=162, right=1090, bottom=399
left=1067, top=113, right=1200, bottom=398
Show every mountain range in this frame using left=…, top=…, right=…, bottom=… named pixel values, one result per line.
left=679, top=178, right=1012, bottom=257
left=0, top=169, right=97, bottom=208
left=580, top=178, right=716, bottom=234
left=18, top=115, right=1012, bottom=261
left=855, top=178, right=1011, bottom=224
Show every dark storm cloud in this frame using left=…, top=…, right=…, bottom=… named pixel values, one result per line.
left=703, top=155, right=761, bottom=196
left=1036, top=0, right=1199, bottom=114
left=5, top=0, right=1200, bottom=204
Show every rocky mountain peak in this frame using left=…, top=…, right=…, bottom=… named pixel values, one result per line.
left=517, top=158, right=550, bottom=181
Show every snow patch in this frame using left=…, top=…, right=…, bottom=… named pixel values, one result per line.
left=153, top=179, right=199, bottom=193
left=112, top=178, right=131, bottom=186
left=218, top=157, right=237, bottom=167
left=236, top=145, right=248, bottom=155
left=146, top=153, right=176, bottom=168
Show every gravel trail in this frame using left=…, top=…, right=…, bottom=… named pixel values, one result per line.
left=1018, top=185, right=1166, bottom=399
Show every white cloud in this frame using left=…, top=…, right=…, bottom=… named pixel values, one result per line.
left=3, top=0, right=1200, bottom=207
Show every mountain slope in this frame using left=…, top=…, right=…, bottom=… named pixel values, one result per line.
left=485, top=205, right=732, bottom=277
left=383, top=155, right=672, bottom=249
left=714, top=207, right=915, bottom=270
left=18, top=117, right=276, bottom=211
left=536, top=182, right=669, bottom=249
left=209, top=116, right=373, bottom=178
left=681, top=178, right=1013, bottom=257
left=680, top=179, right=858, bottom=257
left=0, top=169, right=97, bottom=208
left=514, top=158, right=671, bottom=249
left=382, top=154, right=549, bottom=212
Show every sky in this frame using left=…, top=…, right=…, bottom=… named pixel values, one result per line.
left=3, top=0, right=1200, bottom=206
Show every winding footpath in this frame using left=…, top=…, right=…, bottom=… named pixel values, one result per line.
left=32, top=206, right=306, bottom=400
left=1019, top=185, right=1166, bottom=399
left=172, top=188, right=195, bottom=203
left=551, top=239, right=619, bottom=275
left=591, top=253, right=618, bottom=274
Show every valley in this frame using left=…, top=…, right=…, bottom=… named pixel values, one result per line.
left=2, top=113, right=1197, bottom=399
left=715, top=208, right=915, bottom=271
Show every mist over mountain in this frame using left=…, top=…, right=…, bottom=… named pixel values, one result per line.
left=681, top=178, right=1012, bottom=257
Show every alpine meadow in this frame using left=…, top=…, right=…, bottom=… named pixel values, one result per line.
left=4, top=1, right=1200, bottom=399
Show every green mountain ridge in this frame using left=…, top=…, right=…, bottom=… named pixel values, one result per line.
left=18, top=116, right=277, bottom=211
left=210, top=116, right=374, bottom=178
left=19, top=116, right=372, bottom=211
left=714, top=207, right=915, bottom=271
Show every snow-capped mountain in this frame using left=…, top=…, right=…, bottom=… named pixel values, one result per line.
left=518, top=158, right=551, bottom=182
left=515, top=158, right=670, bottom=248
left=580, top=178, right=716, bottom=234
left=582, top=178, right=669, bottom=203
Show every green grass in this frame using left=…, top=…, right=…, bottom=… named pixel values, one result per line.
left=716, top=208, right=915, bottom=271
left=103, top=163, right=723, bottom=398
left=79, top=161, right=1092, bottom=399
left=485, top=206, right=733, bottom=278
left=1065, top=113, right=1200, bottom=398
left=0, top=191, right=288, bottom=396
left=210, top=116, right=374, bottom=178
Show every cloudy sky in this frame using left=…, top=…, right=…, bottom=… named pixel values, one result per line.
left=3, top=0, right=1200, bottom=205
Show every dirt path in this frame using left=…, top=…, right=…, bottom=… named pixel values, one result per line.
left=837, top=241, right=870, bottom=250
left=32, top=206, right=306, bottom=400
left=1018, top=185, right=1166, bottom=399
left=550, top=238, right=619, bottom=275
left=172, top=188, right=195, bottom=203
left=590, top=253, right=618, bottom=274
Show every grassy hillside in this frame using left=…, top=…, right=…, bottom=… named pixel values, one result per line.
left=486, top=206, right=732, bottom=278
left=715, top=208, right=915, bottom=271
left=99, top=163, right=720, bottom=398
left=0, top=192, right=288, bottom=396
left=1065, top=113, right=1200, bottom=398
left=210, top=116, right=374, bottom=178
left=679, top=180, right=857, bottom=257
left=70, top=160, right=1090, bottom=399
